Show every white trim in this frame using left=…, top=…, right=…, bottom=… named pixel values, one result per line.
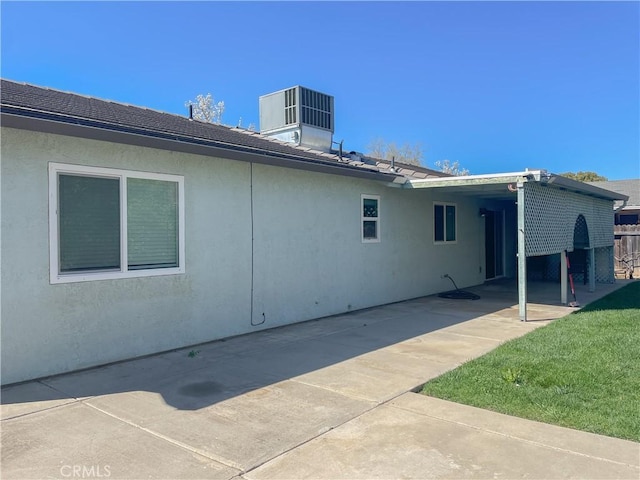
left=361, top=194, right=380, bottom=243
left=409, top=171, right=626, bottom=201
left=433, top=201, right=457, bottom=244
left=48, top=164, right=59, bottom=283
left=49, top=162, right=185, bottom=284
left=414, top=170, right=545, bottom=183
left=120, top=174, right=128, bottom=274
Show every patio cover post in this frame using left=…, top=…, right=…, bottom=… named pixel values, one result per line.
left=589, top=248, right=595, bottom=292
left=517, top=182, right=527, bottom=321
left=561, top=250, right=568, bottom=304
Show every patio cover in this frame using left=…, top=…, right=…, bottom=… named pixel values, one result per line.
left=407, top=170, right=628, bottom=321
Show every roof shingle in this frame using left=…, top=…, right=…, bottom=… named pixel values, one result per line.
left=588, top=179, right=640, bottom=207
left=1, top=79, right=445, bottom=180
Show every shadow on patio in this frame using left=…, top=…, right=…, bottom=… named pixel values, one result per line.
left=1, top=280, right=629, bottom=414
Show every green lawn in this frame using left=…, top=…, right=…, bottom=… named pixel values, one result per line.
left=421, top=282, right=640, bottom=441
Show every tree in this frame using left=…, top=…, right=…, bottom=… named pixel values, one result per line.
left=434, top=159, right=470, bottom=176
left=366, top=138, right=471, bottom=174
left=185, top=93, right=225, bottom=124
left=366, top=138, right=424, bottom=166
left=559, top=171, right=607, bottom=182
left=237, top=117, right=255, bottom=131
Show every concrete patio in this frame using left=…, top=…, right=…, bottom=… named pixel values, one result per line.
left=2, top=280, right=638, bottom=479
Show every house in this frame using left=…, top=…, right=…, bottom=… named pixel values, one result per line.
left=587, top=179, right=640, bottom=226
left=588, top=179, right=640, bottom=278
left=0, top=79, right=627, bottom=385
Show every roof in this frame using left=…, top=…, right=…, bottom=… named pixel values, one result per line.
left=0, top=79, right=445, bottom=183
left=408, top=170, right=629, bottom=202
left=587, top=179, right=640, bottom=207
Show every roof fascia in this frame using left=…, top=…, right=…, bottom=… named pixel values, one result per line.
left=545, top=174, right=628, bottom=201
left=408, top=170, right=628, bottom=201
left=407, top=171, right=540, bottom=189
left=1, top=109, right=400, bottom=184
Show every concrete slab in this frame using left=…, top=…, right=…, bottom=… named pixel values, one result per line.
left=318, top=311, right=464, bottom=350
left=393, top=393, right=640, bottom=469
left=291, top=354, right=444, bottom=403
left=240, top=336, right=377, bottom=382
left=385, top=329, right=502, bottom=364
left=38, top=324, right=345, bottom=403
left=2, top=281, right=634, bottom=479
left=170, top=326, right=320, bottom=358
left=40, top=352, right=213, bottom=401
left=246, top=395, right=639, bottom=480
left=440, top=311, right=547, bottom=341
left=44, top=346, right=288, bottom=411
left=0, top=381, right=77, bottom=420
left=1, top=402, right=239, bottom=480
left=89, top=380, right=373, bottom=471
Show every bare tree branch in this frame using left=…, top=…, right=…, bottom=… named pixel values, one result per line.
left=185, top=93, right=225, bottom=124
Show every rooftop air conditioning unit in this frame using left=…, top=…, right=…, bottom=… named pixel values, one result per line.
left=259, top=86, right=334, bottom=152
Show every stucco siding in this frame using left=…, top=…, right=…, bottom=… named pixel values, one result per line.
left=1, top=127, right=485, bottom=384
left=250, top=165, right=484, bottom=326
left=2, top=128, right=252, bottom=384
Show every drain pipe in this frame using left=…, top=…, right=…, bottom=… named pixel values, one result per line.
left=614, top=199, right=628, bottom=213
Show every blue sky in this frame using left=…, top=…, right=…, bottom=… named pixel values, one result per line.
left=2, top=1, right=638, bottom=179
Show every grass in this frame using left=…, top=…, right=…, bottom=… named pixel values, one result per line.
left=421, top=282, right=640, bottom=441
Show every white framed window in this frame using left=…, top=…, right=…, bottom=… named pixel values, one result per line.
left=434, top=202, right=457, bottom=243
left=49, top=163, right=185, bottom=284
left=362, top=194, right=380, bottom=243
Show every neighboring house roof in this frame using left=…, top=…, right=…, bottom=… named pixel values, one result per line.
left=587, top=179, right=640, bottom=208
left=0, top=79, right=445, bottom=183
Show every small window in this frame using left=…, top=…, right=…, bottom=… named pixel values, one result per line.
left=434, top=203, right=456, bottom=243
left=362, top=195, right=380, bottom=242
left=618, top=214, right=639, bottom=225
left=49, top=163, right=185, bottom=283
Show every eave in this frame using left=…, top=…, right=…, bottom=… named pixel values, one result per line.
left=407, top=170, right=628, bottom=202
left=1, top=106, right=403, bottom=185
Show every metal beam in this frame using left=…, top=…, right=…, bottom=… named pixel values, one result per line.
left=561, top=250, right=568, bottom=305
left=517, top=182, right=527, bottom=321
left=408, top=173, right=534, bottom=189
left=589, top=248, right=596, bottom=293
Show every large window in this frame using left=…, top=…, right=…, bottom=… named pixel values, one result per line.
left=362, top=194, right=380, bottom=242
left=434, top=202, right=456, bottom=243
left=49, top=163, right=185, bottom=283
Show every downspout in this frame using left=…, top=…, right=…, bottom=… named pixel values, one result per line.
left=614, top=199, right=628, bottom=214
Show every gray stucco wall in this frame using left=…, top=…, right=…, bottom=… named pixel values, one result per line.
left=1, top=127, right=485, bottom=384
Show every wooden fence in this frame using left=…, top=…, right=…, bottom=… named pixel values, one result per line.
left=614, top=225, right=640, bottom=279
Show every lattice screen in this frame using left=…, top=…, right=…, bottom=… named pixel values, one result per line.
left=523, top=182, right=615, bottom=283
left=595, top=246, right=615, bottom=284
left=524, top=182, right=614, bottom=256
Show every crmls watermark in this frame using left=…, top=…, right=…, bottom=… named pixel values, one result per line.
left=59, top=465, right=111, bottom=478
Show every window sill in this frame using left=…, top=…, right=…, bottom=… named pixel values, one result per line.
left=50, top=266, right=185, bottom=284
